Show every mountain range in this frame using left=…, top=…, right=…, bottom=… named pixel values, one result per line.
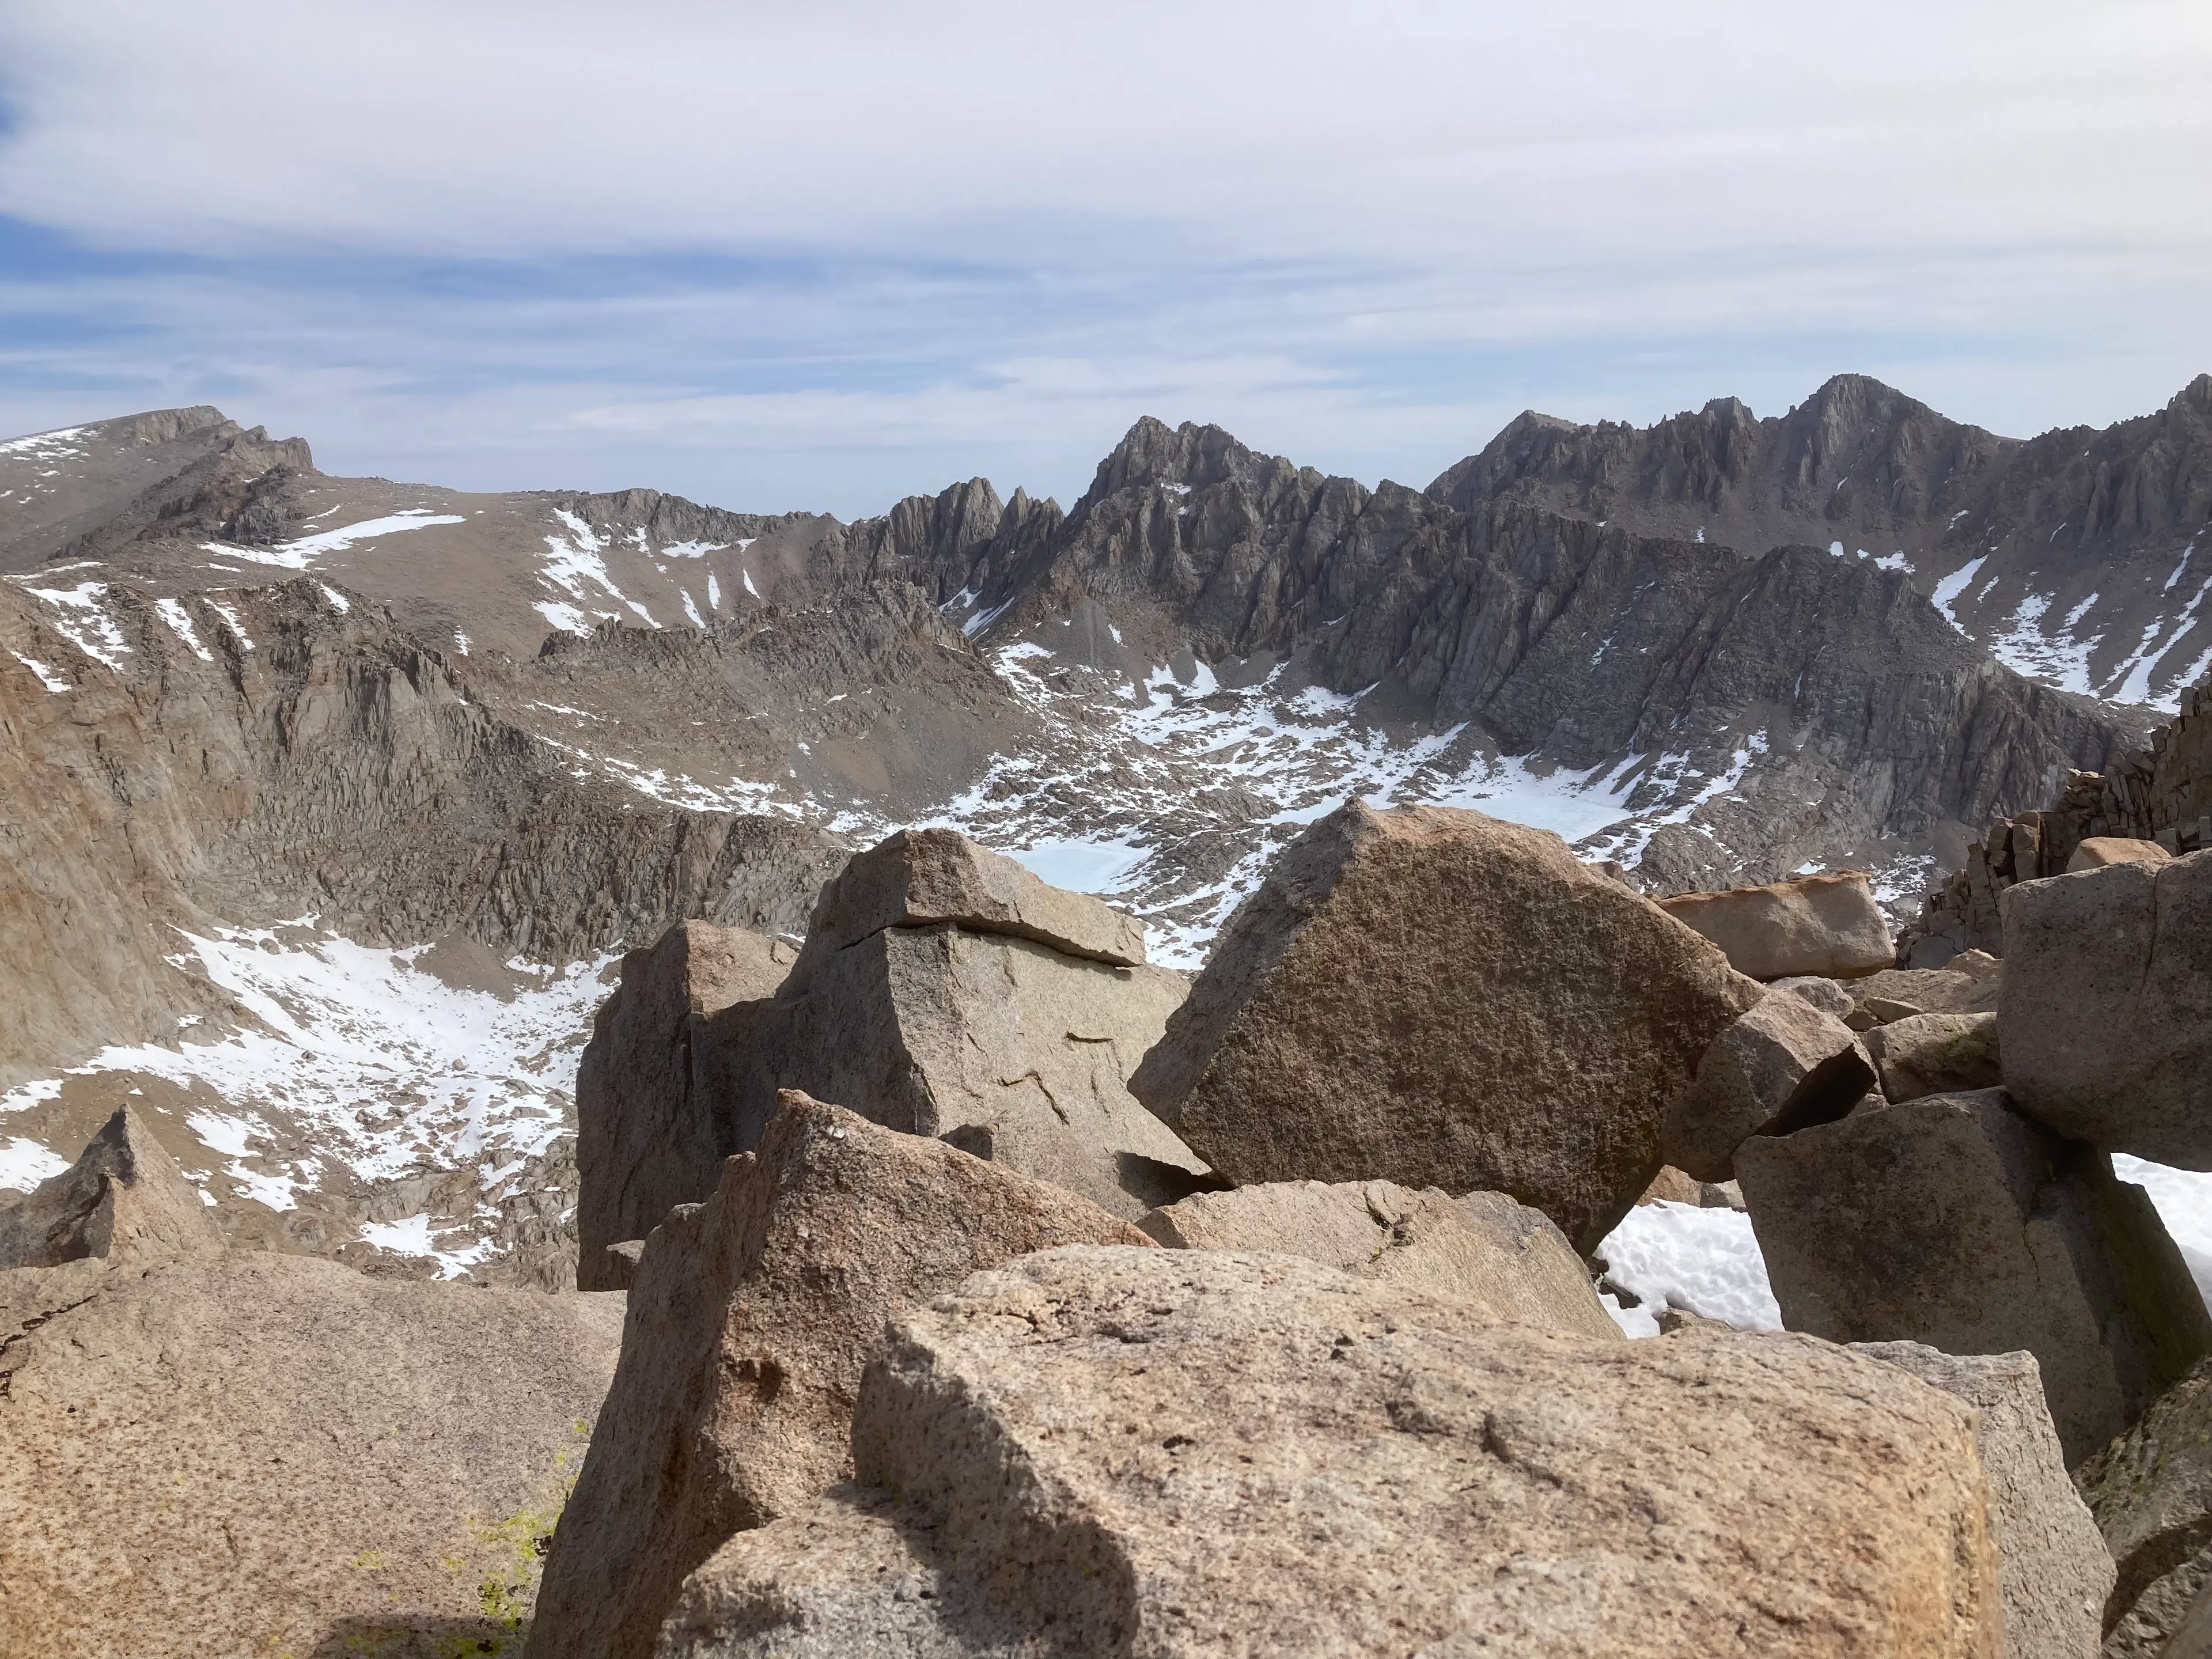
left=3, top=371, right=2206, bottom=1276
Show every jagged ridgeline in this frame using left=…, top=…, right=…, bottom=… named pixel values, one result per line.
left=0, top=373, right=2205, bottom=1279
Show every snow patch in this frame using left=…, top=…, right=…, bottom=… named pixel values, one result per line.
left=25, top=582, right=130, bottom=668
left=154, top=598, right=213, bottom=661
left=1010, top=839, right=1150, bottom=895
left=9, top=650, right=70, bottom=692
left=1930, top=556, right=1987, bottom=632
left=0, top=1137, right=71, bottom=1192
left=0, top=924, right=611, bottom=1207
left=1596, top=1201, right=1782, bottom=1336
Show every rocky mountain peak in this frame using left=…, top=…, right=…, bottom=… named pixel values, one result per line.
left=1073, top=416, right=1308, bottom=520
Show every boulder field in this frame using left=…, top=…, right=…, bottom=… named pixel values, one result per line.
left=16, top=805, right=2212, bottom=1655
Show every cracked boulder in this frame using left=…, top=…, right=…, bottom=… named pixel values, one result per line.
left=658, top=1246, right=2001, bottom=1658
left=578, top=832, right=1203, bottom=1259
left=1661, top=991, right=1874, bottom=1181
left=1998, top=850, right=2212, bottom=1167
left=529, top=1092, right=1152, bottom=1659
left=1137, top=1179, right=1619, bottom=1340
left=577, top=920, right=797, bottom=1289
left=1736, top=1088, right=2212, bottom=1463
left=1130, top=801, right=1761, bottom=1252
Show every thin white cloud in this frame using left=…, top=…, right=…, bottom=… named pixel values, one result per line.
left=0, top=1, right=2207, bottom=511
left=2, top=1, right=2206, bottom=265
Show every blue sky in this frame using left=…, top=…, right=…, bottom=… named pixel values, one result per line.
left=2, top=1, right=2208, bottom=519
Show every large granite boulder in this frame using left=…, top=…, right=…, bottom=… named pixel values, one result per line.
left=1865, top=1012, right=2002, bottom=1103
left=2067, top=835, right=2171, bottom=873
left=1657, top=871, right=1895, bottom=980
left=1998, top=850, right=2212, bottom=1167
left=1853, top=1342, right=2112, bottom=1659
left=1129, top=802, right=1761, bottom=1251
left=578, top=833, right=1202, bottom=1266
left=658, top=1247, right=2001, bottom=1658
left=1137, top=1178, right=1620, bottom=1340
left=528, top=1092, right=1152, bottom=1659
left=2077, top=1357, right=2212, bottom=1659
left=0, top=1251, right=623, bottom=1658
left=1662, top=991, right=1873, bottom=1180
left=576, top=921, right=796, bottom=1289
left=0, top=1103, right=225, bottom=1268
left=1735, top=1088, right=2212, bottom=1463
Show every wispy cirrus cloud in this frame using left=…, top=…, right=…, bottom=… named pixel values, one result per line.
left=1, top=1, right=2207, bottom=513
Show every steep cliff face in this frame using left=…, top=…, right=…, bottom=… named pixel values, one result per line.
left=1426, top=373, right=2212, bottom=709
left=0, top=575, right=838, bottom=1088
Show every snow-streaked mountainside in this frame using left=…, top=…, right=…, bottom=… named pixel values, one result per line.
left=0, top=377, right=2203, bottom=1281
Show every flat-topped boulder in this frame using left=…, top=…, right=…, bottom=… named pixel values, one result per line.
left=1662, top=990, right=1873, bottom=1181
left=1657, top=871, right=1895, bottom=980
left=660, top=1247, right=2001, bottom=1658
left=786, top=826, right=1146, bottom=975
left=1999, top=850, right=2212, bottom=1167
left=529, top=1092, right=1151, bottom=1659
left=0, top=1103, right=225, bottom=1269
left=1138, top=1178, right=1620, bottom=1339
left=1130, top=802, right=1760, bottom=1252
left=2067, top=835, right=2172, bottom=872
left=1736, top=1088, right=2212, bottom=1463
left=1853, top=1342, right=2111, bottom=1659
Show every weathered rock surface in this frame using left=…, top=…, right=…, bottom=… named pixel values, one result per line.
left=1136, top=1179, right=1619, bottom=1340
left=2069, top=836, right=2172, bottom=872
left=0, top=1251, right=624, bottom=1659
left=0, top=1104, right=225, bottom=1268
left=1130, top=801, right=1761, bottom=1251
left=530, top=1093, right=1150, bottom=1659
left=1772, top=974, right=1857, bottom=1018
left=1736, top=1088, right=2212, bottom=1462
left=1865, top=1012, right=2002, bottom=1103
left=1850, top=964, right=2003, bottom=1018
left=2077, top=1357, right=2212, bottom=1659
left=660, top=1246, right=2001, bottom=1658
left=1657, top=871, right=1895, bottom=980
left=577, top=921, right=797, bottom=1289
left=1998, top=851, right=2212, bottom=1167
left=1662, top=991, right=1873, bottom=1180
left=785, top=827, right=1146, bottom=976
left=1853, top=1342, right=2111, bottom=1659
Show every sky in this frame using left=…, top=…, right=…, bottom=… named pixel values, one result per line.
left=1, top=0, right=2208, bottom=520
